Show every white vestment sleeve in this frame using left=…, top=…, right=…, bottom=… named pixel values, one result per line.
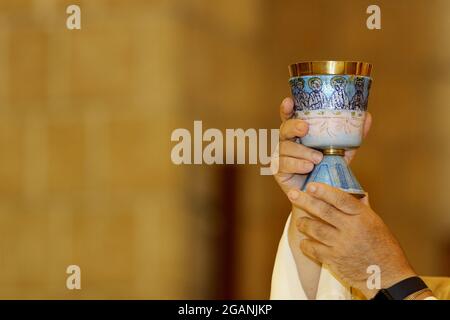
left=270, top=214, right=352, bottom=300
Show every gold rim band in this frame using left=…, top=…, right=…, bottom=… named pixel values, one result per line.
left=289, top=61, right=372, bottom=77
left=323, top=148, right=346, bottom=156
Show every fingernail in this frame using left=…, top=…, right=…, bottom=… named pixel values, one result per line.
left=312, top=152, right=323, bottom=164
left=282, top=97, right=291, bottom=105
left=282, top=98, right=293, bottom=111
left=288, top=189, right=300, bottom=200
left=307, top=184, right=317, bottom=193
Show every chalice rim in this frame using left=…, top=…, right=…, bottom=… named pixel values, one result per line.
left=289, top=61, right=372, bottom=77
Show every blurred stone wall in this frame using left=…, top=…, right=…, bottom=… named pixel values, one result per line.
left=0, top=0, right=195, bottom=299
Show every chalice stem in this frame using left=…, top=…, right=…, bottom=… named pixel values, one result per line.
left=301, top=148, right=365, bottom=198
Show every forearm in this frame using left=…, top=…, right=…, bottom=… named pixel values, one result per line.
left=287, top=206, right=322, bottom=299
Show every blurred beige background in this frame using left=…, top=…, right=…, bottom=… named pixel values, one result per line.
left=0, top=0, right=448, bottom=299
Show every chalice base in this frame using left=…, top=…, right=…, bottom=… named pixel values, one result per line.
left=301, top=148, right=365, bottom=198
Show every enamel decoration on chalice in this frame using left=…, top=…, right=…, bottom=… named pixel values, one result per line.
left=288, top=61, right=372, bottom=197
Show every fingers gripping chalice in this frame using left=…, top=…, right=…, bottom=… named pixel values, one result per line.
left=288, top=61, right=372, bottom=197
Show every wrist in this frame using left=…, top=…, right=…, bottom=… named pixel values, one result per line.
left=363, top=268, right=417, bottom=299
left=404, top=288, right=434, bottom=300
left=371, top=275, right=432, bottom=300
left=380, top=268, right=417, bottom=290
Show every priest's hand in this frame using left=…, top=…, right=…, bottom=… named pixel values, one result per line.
left=273, top=97, right=372, bottom=197
left=287, top=182, right=417, bottom=299
left=273, top=97, right=372, bottom=299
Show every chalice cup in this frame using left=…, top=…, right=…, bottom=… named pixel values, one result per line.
left=288, top=61, right=373, bottom=197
